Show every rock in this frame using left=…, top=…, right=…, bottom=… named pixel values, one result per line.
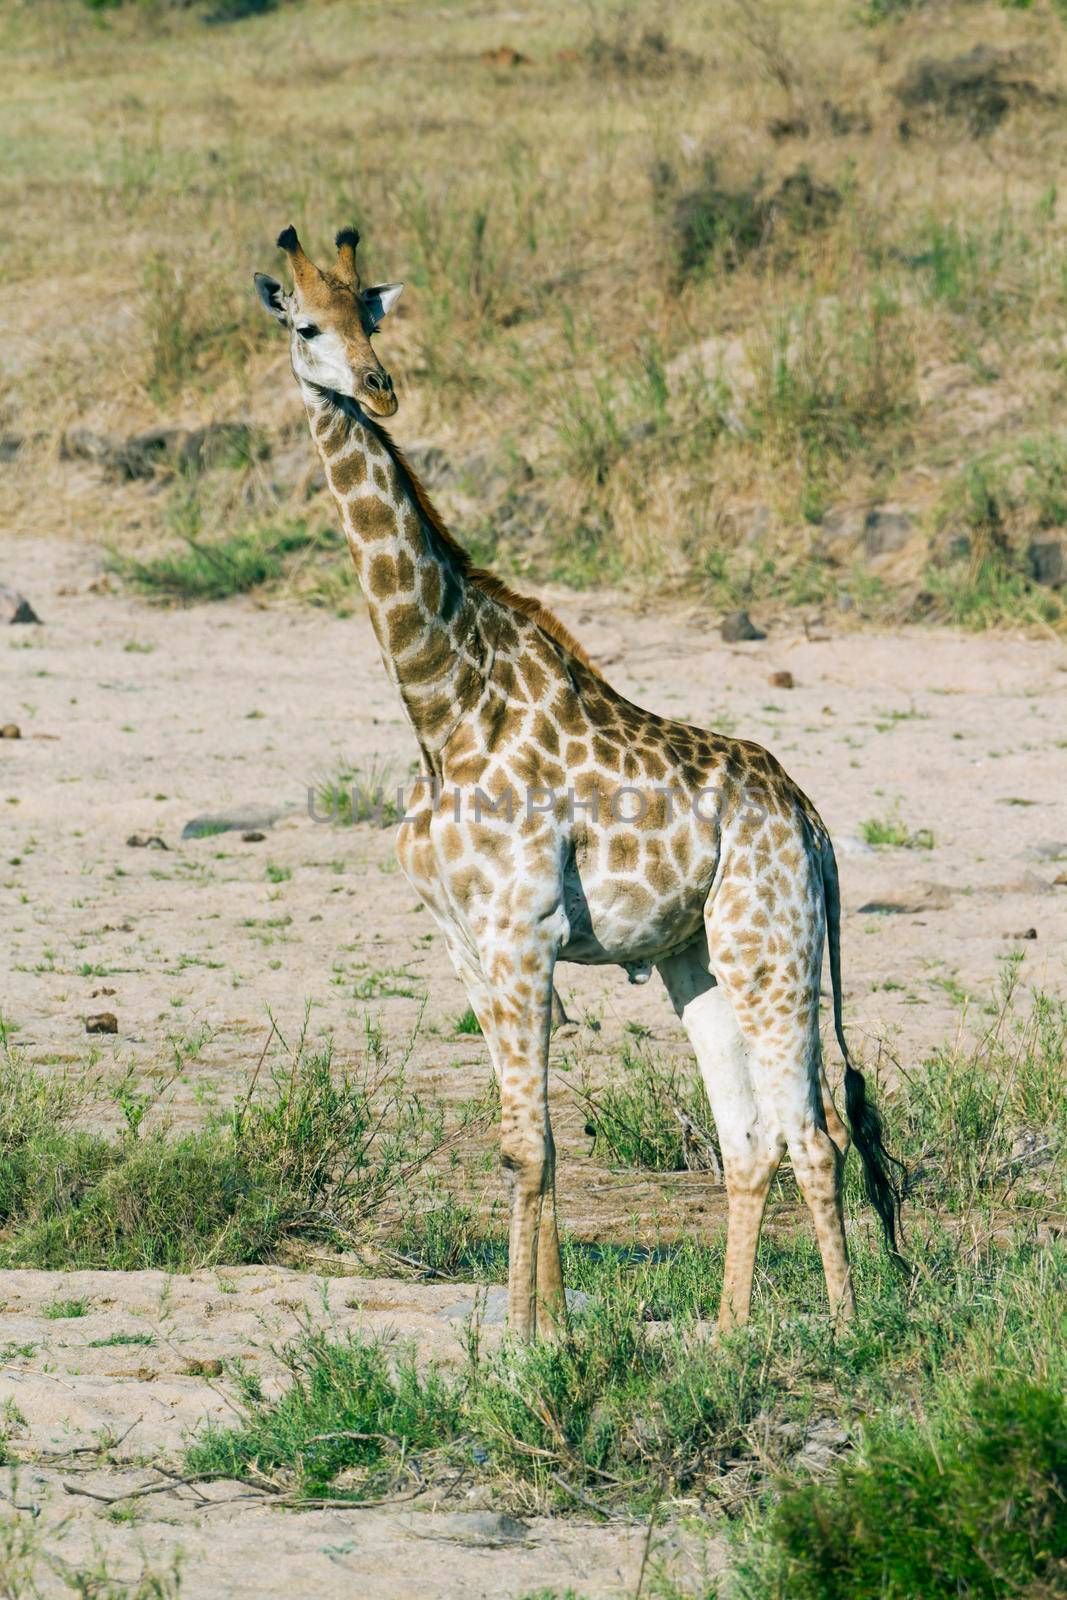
left=721, top=610, right=766, bottom=642
left=0, top=435, right=21, bottom=462
left=181, top=805, right=291, bottom=840
left=823, top=505, right=916, bottom=558
left=1028, top=539, right=1065, bottom=588
left=864, top=508, right=913, bottom=557
left=85, top=1013, right=118, bottom=1035
left=0, top=724, right=20, bottom=739
left=183, top=1357, right=224, bottom=1378
left=0, top=587, right=41, bottom=625
left=401, top=1511, right=528, bottom=1547
left=126, top=833, right=169, bottom=850
left=91, top=987, right=116, bottom=998
left=1003, top=928, right=1038, bottom=941
left=241, top=830, right=266, bottom=843
left=1055, top=871, right=1067, bottom=888
left=769, top=670, right=795, bottom=689
left=820, top=506, right=866, bottom=545
left=858, top=883, right=953, bottom=914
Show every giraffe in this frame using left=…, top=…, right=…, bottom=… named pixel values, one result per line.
left=254, top=225, right=904, bottom=1340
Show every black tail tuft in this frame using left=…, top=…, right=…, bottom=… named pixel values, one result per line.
left=821, top=837, right=908, bottom=1271
left=844, top=1061, right=908, bottom=1271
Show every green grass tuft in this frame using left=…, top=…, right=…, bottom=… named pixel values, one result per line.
left=573, top=1044, right=721, bottom=1172
left=110, top=521, right=332, bottom=603
left=41, top=1296, right=90, bottom=1320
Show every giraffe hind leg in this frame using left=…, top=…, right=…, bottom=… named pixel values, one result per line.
left=706, top=865, right=855, bottom=1326
left=658, top=940, right=784, bottom=1331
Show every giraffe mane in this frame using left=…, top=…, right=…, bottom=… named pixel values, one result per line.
left=363, top=417, right=602, bottom=678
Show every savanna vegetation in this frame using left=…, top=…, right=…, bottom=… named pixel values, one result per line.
left=2, top=2, right=1066, bottom=1594
left=1, top=972, right=1063, bottom=1593
left=2, top=0, right=1067, bottom=624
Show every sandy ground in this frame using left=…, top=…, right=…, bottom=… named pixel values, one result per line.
left=0, top=1267, right=725, bottom=1599
left=1, top=536, right=1066, bottom=1594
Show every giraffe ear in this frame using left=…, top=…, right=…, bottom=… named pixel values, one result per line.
left=254, top=273, right=288, bottom=324
left=362, top=282, right=403, bottom=329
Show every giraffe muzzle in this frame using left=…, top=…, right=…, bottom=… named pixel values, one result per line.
left=361, top=367, right=398, bottom=418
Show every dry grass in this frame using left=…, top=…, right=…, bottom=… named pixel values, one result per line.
left=2, top=0, right=1067, bottom=619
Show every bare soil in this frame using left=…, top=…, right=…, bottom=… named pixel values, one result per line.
left=1, top=535, right=1066, bottom=1595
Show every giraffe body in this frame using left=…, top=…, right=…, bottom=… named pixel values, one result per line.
left=255, top=227, right=903, bottom=1339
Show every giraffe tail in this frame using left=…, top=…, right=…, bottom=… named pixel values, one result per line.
left=820, top=837, right=908, bottom=1270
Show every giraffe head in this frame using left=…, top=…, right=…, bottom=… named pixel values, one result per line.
left=254, top=225, right=403, bottom=418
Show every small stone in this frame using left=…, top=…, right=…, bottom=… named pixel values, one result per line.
left=0, top=724, right=20, bottom=739
left=1003, top=928, right=1038, bottom=941
left=183, top=1357, right=224, bottom=1378
left=241, top=830, right=267, bottom=843
left=126, top=833, right=169, bottom=850
left=721, top=610, right=766, bottom=642
left=91, top=987, right=117, bottom=998
left=0, top=587, right=41, bottom=626
left=1054, top=871, right=1067, bottom=888
left=182, top=806, right=290, bottom=840
left=85, top=1012, right=118, bottom=1035
left=769, top=670, right=795, bottom=689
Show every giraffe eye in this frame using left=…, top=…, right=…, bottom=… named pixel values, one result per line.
left=297, top=324, right=321, bottom=340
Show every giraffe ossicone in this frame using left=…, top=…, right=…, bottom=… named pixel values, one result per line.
left=255, top=223, right=905, bottom=1341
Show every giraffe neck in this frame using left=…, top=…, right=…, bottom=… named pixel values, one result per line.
left=302, top=385, right=487, bottom=759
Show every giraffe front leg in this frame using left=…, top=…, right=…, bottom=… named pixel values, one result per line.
left=475, top=922, right=566, bottom=1342
left=440, top=929, right=565, bottom=1338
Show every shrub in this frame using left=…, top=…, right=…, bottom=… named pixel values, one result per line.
left=741, top=1379, right=1067, bottom=1600
left=0, top=1033, right=454, bottom=1269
